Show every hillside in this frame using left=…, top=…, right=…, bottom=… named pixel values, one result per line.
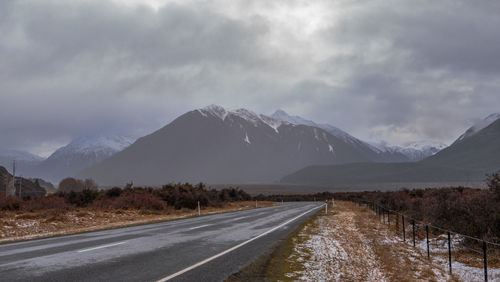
left=80, top=105, right=387, bottom=185
left=271, top=110, right=445, bottom=162
left=282, top=118, right=500, bottom=185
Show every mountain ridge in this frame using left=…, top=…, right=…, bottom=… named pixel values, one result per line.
left=281, top=117, right=500, bottom=185
left=80, top=105, right=390, bottom=185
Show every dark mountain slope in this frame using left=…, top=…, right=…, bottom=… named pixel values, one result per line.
left=282, top=118, right=500, bottom=185
left=80, top=106, right=384, bottom=185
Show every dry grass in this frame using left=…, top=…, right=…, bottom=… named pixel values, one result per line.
left=281, top=201, right=456, bottom=281
left=0, top=201, right=275, bottom=243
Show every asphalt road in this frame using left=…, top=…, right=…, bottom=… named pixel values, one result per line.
left=0, top=202, right=323, bottom=282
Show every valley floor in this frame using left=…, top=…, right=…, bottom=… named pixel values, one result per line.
left=257, top=201, right=499, bottom=281
left=0, top=201, right=275, bottom=243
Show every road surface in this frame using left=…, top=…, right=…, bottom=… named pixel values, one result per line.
left=0, top=202, right=322, bottom=282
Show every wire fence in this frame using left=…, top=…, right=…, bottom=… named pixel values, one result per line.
left=357, top=200, right=500, bottom=281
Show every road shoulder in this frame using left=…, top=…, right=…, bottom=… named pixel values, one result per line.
left=229, top=201, right=453, bottom=281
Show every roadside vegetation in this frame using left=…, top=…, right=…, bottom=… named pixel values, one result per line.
left=231, top=201, right=451, bottom=281
left=256, top=171, right=500, bottom=242
left=1, top=181, right=251, bottom=212
left=0, top=181, right=273, bottom=242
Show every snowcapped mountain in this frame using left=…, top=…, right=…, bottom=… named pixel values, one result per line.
left=198, top=105, right=286, bottom=133
left=453, top=113, right=500, bottom=145
left=271, top=110, right=428, bottom=162
left=78, top=105, right=453, bottom=185
left=48, top=135, right=135, bottom=162
left=370, top=141, right=447, bottom=162
left=0, top=149, right=44, bottom=163
left=30, top=135, right=135, bottom=183
left=283, top=117, right=500, bottom=185
left=81, top=105, right=390, bottom=185
left=271, top=110, right=357, bottom=144
left=0, top=149, right=45, bottom=176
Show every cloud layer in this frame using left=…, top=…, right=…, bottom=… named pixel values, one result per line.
left=1, top=0, right=500, bottom=156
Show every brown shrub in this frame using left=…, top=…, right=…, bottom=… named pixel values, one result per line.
left=0, top=194, right=22, bottom=210
left=23, top=196, right=69, bottom=211
left=94, top=191, right=166, bottom=210
left=58, top=178, right=98, bottom=193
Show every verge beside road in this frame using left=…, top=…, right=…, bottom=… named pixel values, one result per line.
left=0, top=201, right=276, bottom=243
left=232, top=201, right=457, bottom=281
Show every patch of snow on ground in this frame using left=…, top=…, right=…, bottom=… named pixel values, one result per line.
left=290, top=214, right=387, bottom=281
left=412, top=234, right=500, bottom=281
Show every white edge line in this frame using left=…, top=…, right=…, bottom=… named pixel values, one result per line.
left=188, top=224, right=212, bottom=230
left=157, top=204, right=325, bottom=282
left=77, top=241, right=128, bottom=253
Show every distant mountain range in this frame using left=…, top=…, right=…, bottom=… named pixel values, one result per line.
left=34, top=135, right=135, bottom=183
left=1, top=136, right=135, bottom=184
left=78, top=105, right=452, bottom=186
left=271, top=110, right=446, bottom=162
left=369, top=141, right=447, bottom=162
left=3, top=106, right=498, bottom=187
left=282, top=114, right=500, bottom=185
left=0, top=149, right=45, bottom=171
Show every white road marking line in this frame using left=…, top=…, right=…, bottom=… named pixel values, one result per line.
left=231, top=216, right=249, bottom=221
left=77, top=241, right=128, bottom=253
left=157, top=204, right=324, bottom=282
left=188, top=224, right=212, bottom=230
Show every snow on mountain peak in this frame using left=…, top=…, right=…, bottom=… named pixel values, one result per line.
left=197, top=106, right=448, bottom=162
left=485, top=113, right=500, bottom=123
left=369, top=140, right=447, bottom=161
left=198, top=104, right=228, bottom=120
left=48, top=135, right=135, bottom=160
left=232, top=108, right=261, bottom=125
left=271, top=110, right=317, bottom=127
left=402, top=141, right=447, bottom=151
left=271, top=109, right=359, bottom=144
left=66, top=135, right=134, bottom=152
left=0, top=149, right=44, bottom=162
left=454, top=112, right=500, bottom=144
left=198, top=105, right=286, bottom=133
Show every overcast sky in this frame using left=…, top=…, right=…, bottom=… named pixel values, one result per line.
left=1, top=0, right=500, bottom=157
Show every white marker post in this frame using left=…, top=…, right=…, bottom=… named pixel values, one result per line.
left=197, top=201, right=200, bottom=216
left=325, top=200, right=328, bottom=214
left=332, top=198, right=335, bottom=208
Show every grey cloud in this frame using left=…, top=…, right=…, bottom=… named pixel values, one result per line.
left=325, top=0, right=500, bottom=74
left=294, top=0, right=500, bottom=143
left=0, top=0, right=277, bottom=155
left=1, top=0, right=500, bottom=156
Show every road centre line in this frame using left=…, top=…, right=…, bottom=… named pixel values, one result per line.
left=77, top=241, right=128, bottom=253
left=188, top=224, right=212, bottom=230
